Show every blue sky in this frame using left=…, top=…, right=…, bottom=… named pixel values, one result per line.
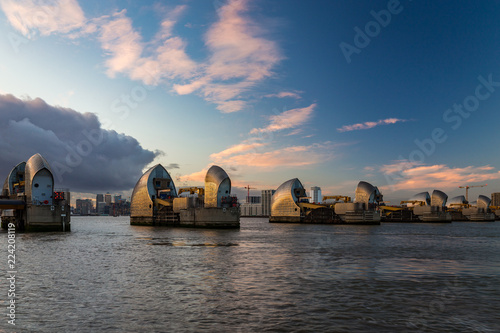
left=1, top=0, right=500, bottom=204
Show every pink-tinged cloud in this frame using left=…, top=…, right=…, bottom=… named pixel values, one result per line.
left=285, top=128, right=303, bottom=136
left=178, top=168, right=208, bottom=183
left=1, top=0, right=283, bottom=114
left=0, top=0, right=86, bottom=38
left=210, top=142, right=267, bottom=160
left=130, top=6, right=199, bottom=84
left=173, top=0, right=283, bottom=112
left=204, top=0, right=282, bottom=82
left=338, top=118, right=409, bottom=133
left=250, top=103, right=316, bottom=134
left=95, top=10, right=143, bottom=78
left=211, top=142, right=334, bottom=170
left=380, top=161, right=500, bottom=192
left=94, top=5, right=198, bottom=83
left=182, top=139, right=335, bottom=186
left=264, top=91, right=302, bottom=99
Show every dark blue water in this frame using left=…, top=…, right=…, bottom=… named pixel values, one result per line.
left=1, top=217, right=499, bottom=332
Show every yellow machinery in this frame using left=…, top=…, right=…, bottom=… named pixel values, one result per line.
left=400, top=200, right=426, bottom=206
left=177, top=187, right=205, bottom=196
left=379, top=205, right=404, bottom=218
left=155, top=198, right=173, bottom=207
left=448, top=203, right=470, bottom=211
left=154, top=187, right=205, bottom=208
left=298, top=202, right=327, bottom=210
left=322, top=195, right=351, bottom=202
left=380, top=206, right=403, bottom=211
left=12, top=181, right=25, bottom=193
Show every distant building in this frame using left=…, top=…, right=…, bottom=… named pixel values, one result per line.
left=311, top=186, right=322, bottom=204
left=262, top=189, right=276, bottom=216
left=96, top=194, right=103, bottom=213
left=105, top=193, right=112, bottom=206
left=97, top=201, right=106, bottom=215
left=114, top=195, right=122, bottom=203
left=76, top=199, right=93, bottom=215
left=1, top=153, right=71, bottom=231
left=241, top=203, right=262, bottom=216
left=492, top=193, right=500, bottom=206
left=247, top=196, right=261, bottom=204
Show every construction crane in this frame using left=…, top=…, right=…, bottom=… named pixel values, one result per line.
left=459, top=184, right=487, bottom=202
left=244, top=185, right=255, bottom=203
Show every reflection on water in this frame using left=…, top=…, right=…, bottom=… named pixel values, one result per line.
left=1, top=217, right=499, bottom=332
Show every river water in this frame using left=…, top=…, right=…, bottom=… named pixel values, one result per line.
left=1, top=217, right=499, bottom=332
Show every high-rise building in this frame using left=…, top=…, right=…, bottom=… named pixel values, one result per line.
left=105, top=193, right=112, bottom=206
left=492, top=193, right=500, bottom=206
left=114, top=195, right=122, bottom=203
left=97, top=202, right=106, bottom=214
left=96, top=194, right=104, bottom=213
left=311, top=186, right=322, bottom=203
left=247, top=196, right=261, bottom=204
left=262, top=189, right=276, bottom=216
left=75, top=199, right=93, bottom=215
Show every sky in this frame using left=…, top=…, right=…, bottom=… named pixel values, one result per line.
left=1, top=0, right=500, bottom=205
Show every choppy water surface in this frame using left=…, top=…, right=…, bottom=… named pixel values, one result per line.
left=1, top=217, right=500, bottom=332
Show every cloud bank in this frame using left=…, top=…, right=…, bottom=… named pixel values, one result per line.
left=0, top=94, right=159, bottom=192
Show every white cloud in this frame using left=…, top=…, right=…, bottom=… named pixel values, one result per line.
left=338, top=118, right=409, bottom=132
left=264, top=91, right=302, bottom=99
left=172, top=0, right=283, bottom=112
left=250, top=103, right=316, bottom=134
left=1, top=0, right=285, bottom=113
left=94, top=10, right=143, bottom=78
left=0, top=0, right=86, bottom=38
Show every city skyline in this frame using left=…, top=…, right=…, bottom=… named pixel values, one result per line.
left=1, top=0, right=500, bottom=204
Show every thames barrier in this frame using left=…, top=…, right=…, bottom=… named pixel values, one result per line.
left=0, top=153, right=71, bottom=232
left=130, top=164, right=240, bottom=228
left=1, top=154, right=498, bottom=232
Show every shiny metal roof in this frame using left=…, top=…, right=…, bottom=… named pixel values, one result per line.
left=271, top=178, right=303, bottom=217
left=130, top=164, right=177, bottom=217
left=477, top=195, right=491, bottom=209
left=204, top=165, right=231, bottom=208
left=409, top=192, right=431, bottom=205
left=26, top=154, right=52, bottom=177
left=205, top=165, right=230, bottom=186
left=431, top=190, right=448, bottom=207
left=3, top=161, right=26, bottom=195
left=25, top=154, right=53, bottom=201
left=354, top=181, right=383, bottom=205
left=448, top=195, right=467, bottom=205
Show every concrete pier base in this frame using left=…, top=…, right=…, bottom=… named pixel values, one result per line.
left=179, top=207, right=240, bottom=228
left=131, top=207, right=240, bottom=228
